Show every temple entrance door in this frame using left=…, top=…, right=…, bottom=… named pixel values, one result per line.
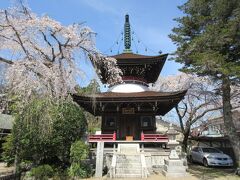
left=119, top=116, right=138, bottom=140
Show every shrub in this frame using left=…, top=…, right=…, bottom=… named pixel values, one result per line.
left=1, top=134, right=15, bottom=166
left=30, top=164, right=54, bottom=180
left=11, top=98, right=87, bottom=168
left=68, top=162, right=92, bottom=178
left=70, top=141, right=89, bottom=163
left=68, top=141, right=92, bottom=178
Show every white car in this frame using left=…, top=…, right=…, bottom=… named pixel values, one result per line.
left=190, top=147, right=233, bottom=167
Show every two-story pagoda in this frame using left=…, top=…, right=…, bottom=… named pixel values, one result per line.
left=73, top=15, right=186, bottom=140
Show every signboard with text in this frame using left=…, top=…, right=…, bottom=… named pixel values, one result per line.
left=122, top=108, right=135, bottom=114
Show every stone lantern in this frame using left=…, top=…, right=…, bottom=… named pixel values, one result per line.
left=166, top=123, right=179, bottom=146
left=163, top=124, right=188, bottom=177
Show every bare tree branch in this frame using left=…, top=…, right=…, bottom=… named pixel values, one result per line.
left=40, top=31, right=56, bottom=62
left=191, top=106, right=222, bottom=125
left=0, top=57, right=13, bottom=64
left=50, top=32, right=64, bottom=59
left=182, top=101, right=188, bottom=118
left=175, top=105, right=185, bottom=133
left=4, top=10, right=30, bottom=58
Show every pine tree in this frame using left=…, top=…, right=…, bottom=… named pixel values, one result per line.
left=170, top=0, right=240, bottom=166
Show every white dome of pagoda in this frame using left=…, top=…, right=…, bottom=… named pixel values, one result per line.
left=109, top=83, right=149, bottom=93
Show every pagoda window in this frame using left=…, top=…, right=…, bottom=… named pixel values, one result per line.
left=140, top=116, right=153, bottom=127
left=104, top=116, right=117, bottom=128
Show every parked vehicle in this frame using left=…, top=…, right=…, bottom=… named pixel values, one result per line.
left=189, top=146, right=233, bottom=167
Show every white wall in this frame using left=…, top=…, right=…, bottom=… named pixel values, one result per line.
left=109, top=83, right=149, bottom=93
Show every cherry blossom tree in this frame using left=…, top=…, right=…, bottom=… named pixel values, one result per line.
left=0, top=5, right=122, bottom=104
left=152, top=73, right=223, bottom=152
left=0, top=64, right=7, bottom=113
left=153, top=73, right=240, bottom=152
left=0, top=4, right=123, bottom=174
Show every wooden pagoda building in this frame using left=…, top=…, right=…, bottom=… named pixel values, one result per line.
left=73, top=15, right=186, bottom=141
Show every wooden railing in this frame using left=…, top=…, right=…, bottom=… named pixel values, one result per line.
left=141, top=132, right=168, bottom=142
left=88, top=132, right=116, bottom=142
left=88, top=132, right=168, bottom=142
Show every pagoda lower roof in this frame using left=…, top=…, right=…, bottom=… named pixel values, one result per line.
left=72, top=90, right=187, bottom=116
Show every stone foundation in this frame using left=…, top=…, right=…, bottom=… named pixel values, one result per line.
left=103, top=148, right=171, bottom=177
left=92, top=146, right=189, bottom=178
left=162, top=150, right=188, bottom=177
left=162, top=159, right=187, bottom=177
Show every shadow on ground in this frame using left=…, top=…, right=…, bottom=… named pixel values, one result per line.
left=188, top=163, right=236, bottom=180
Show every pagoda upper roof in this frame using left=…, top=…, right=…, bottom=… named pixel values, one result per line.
left=110, top=52, right=168, bottom=63
left=112, top=52, right=165, bottom=59
left=72, top=90, right=187, bottom=116
left=99, top=53, right=168, bottom=84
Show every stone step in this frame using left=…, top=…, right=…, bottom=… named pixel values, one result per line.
left=116, top=161, right=141, bottom=164
left=116, top=168, right=142, bottom=174
left=110, top=144, right=148, bottom=178
left=115, top=169, right=142, bottom=174
left=117, top=155, right=141, bottom=159
left=117, top=154, right=140, bottom=156
left=116, top=160, right=141, bottom=163
left=118, top=144, right=140, bottom=154
left=116, top=171, right=142, bottom=175
left=116, top=163, right=142, bottom=168
left=115, top=173, right=142, bottom=178
left=117, top=158, right=141, bottom=160
left=117, top=156, right=141, bottom=162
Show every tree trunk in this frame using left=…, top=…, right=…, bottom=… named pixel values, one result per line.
left=14, top=143, right=21, bottom=179
left=182, top=126, right=191, bottom=153
left=222, top=76, right=240, bottom=167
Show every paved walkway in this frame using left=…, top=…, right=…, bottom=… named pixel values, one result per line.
left=89, top=174, right=198, bottom=180
left=88, top=173, right=239, bottom=180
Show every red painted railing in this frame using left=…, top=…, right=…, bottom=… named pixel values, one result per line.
left=141, top=132, right=168, bottom=142
left=88, top=132, right=168, bottom=142
left=88, top=132, right=116, bottom=142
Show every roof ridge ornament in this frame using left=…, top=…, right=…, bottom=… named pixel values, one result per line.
left=124, top=14, right=132, bottom=53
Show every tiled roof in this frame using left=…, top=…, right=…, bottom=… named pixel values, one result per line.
left=72, top=90, right=187, bottom=116
left=78, top=90, right=187, bottom=99
left=98, top=53, right=168, bottom=84
left=111, top=53, right=163, bottom=59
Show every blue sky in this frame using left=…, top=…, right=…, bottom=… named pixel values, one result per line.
left=0, top=0, right=186, bottom=88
